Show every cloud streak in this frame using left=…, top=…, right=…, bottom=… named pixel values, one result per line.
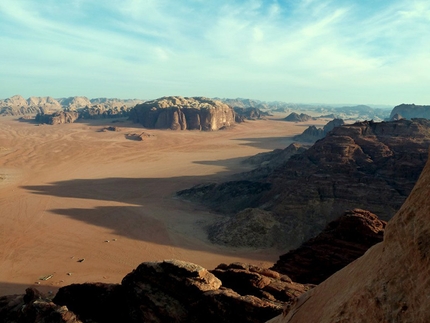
left=0, top=0, right=429, bottom=104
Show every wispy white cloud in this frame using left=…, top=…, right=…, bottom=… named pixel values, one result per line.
left=0, top=0, right=429, bottom=104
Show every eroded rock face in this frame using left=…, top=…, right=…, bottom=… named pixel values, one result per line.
left=234, top=107, right=271, bottom=121
left=52, top=259, right=307, bottom=323
left=270, top=209, right=386, bottom=284
left=267, top=148, right=430, bottom=323
left=35, top=111, right=80, bottom=125
left=130, top=96, right=236, bottom=130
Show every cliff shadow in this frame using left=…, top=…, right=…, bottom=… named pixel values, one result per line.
left=232, top=136, right=297, bottom=150
left=20, top=169, right=250, bottom=254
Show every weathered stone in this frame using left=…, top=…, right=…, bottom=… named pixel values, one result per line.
left=130, top=96, right=236, bottom=131
left=0, top=288, right=80, bottom=323
left=267, top=147, right=430, bottom=323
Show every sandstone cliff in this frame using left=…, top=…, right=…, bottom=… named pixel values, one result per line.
left=390, top=103, right=430, bottom=120
left=267, top=147, right=430, bottom=323
left=130, top=96, right=236, bottom=131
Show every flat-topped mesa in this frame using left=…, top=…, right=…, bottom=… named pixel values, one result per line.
left=129, top=96, right=236, bottom=131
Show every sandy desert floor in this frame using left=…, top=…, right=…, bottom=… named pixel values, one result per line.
left=0, top=115, right=327, bottom=296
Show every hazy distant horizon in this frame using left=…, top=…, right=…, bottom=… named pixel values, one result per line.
left=1, top=1, right=429, bottom=105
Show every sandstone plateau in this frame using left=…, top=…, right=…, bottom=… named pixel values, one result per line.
left=129, top=96, right=236, bottom=131
left=267, top=147, right=430, bottom=323
left=178, top=119, right=430, bottom=250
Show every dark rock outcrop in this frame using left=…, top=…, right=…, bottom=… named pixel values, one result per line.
left=35, top=111, right=80, bottom=125
left=0, top=288, right=80, bottom=323
left=51, top=259, right=311, bottom=323
left=177, top=180, right=272, bottom=214
left=211, top=263, right=313, bottom=304
left=390, top=103, right=430, bottom=120
left=270, top=209, right=386, bottom=284
left=130, top=96, right=236, bottom=131
left=178, top=119, right=430, bottom=250
left=283, top=112, right=313, bottom=122
left=240, top=143, right=307, bottom=180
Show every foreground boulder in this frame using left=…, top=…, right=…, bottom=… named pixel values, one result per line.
left=267, top=148, right=430, bottom=323
left=0, top=288, right=80, bottom=323
left=271, top=209, right=386, bottom=284
left=52, top=259, right=309, bottom=323
left=130, top=96, right=236, bottom=130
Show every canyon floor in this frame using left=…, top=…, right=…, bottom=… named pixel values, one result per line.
left=0, top=115, right=327, bottom=296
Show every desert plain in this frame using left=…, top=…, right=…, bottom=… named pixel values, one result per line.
left=0, top=115, right=327, bottom=296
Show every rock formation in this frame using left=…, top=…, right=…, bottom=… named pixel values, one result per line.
left=177, top=119, right=430, bottom=250
left=270, top=209, right=386, bottom=284
left=51, top=259, right=311, bottom=323
left=78, top=105, right=130, bottom=119
left=0, top=95, right=61, bottom=116
left=283, top=112, right=313, bottom=122
left=234, top=107, right=271, bottom=121
left=130, top=96, right=236, bottom=131
left=0, top=212, right=392, bottom=322
left=35, top=111, right=79, bottom=125
left=267, top=147, right=430, bottom=323
left=390, top=103, right=430, bottom=120
left=293, top=118, right=345, bottom=143
left=0, top=288, right=80, bottom=323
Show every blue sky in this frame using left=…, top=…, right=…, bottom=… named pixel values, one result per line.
left=1, top=0, right=429, bottom=105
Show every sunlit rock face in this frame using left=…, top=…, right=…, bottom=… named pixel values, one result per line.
left=130, top=96, right=236, bottom=131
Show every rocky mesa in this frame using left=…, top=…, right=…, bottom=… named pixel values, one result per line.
left=129, top=96, right=236, bottom=130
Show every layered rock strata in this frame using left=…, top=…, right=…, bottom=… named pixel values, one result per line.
left=267, top=147, right=430, bottom=323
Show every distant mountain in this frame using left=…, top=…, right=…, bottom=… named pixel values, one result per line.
left=389, top=103, right=430, bottom=120
left=283, top=112, right=313, bottom=122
